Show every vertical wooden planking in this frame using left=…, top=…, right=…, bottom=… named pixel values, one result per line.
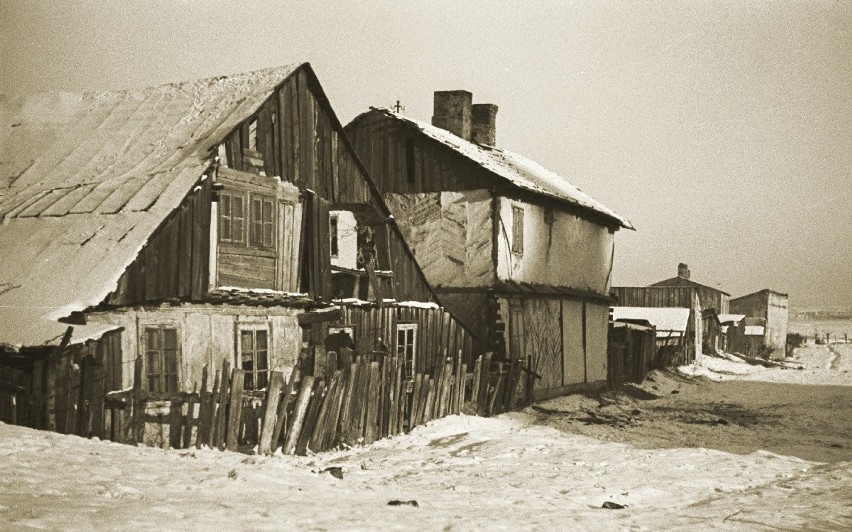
left=337, top=362, right=357, bottom=445
left=213, top=359, right=231, bottom=450
left=364, top=362, right=380, bottom=444
left=470, top=355, right=482, bottom=414
left=258, top=370, right=285, bottom=455
left=205, top=369, right=220, bottom=448
left=409, top=374, right=422, bottom=429
left=309, top=376, right=335, bottom=451
left=296, top=379, right=324, bottom=455
left=273, top=365, right=301, bottom=452
left=225, top=369, right=245, bottom=451
left=322, top=370, right=346, bottom=450
left=196, top=365, right=210, bottom=449
left=182, top=384, right=197, bottom=449
left=422, top=377, right=435, bottom=423
left=130, top=356, right=143, bottom=444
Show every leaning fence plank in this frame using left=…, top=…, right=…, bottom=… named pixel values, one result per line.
left=258, top=370, right=285, bottom=455
left=272, top=365, right=300, bottom=452
left=438, top=363, right=453, bottom=418
left=457, top=363, right=467, bottom=415
left=225, top=368, right=245, bottom=451
left=338, top=362, right=358, bottom=445
left=409, top=374, right=422, bottom=429
left=131, top=356, right=143, bottom=445
left=182, top=383, right=197, bottom=449
left=206, top=369, right=221, bottom=448
left=296, top=379, right=324, bottom=455
left=283, top=376, right=314, bottom=455
left=213, top=359, right=231, bottom=450
left=322, top=370, right=346, bottom=450
left=364, top=362, right=381, bottom=444
left=309, top=376, right=336, bottom=451
left=196, top=366, right=210, bottom=449
left=423, top=377, right=436, bottom=423
left=469, top=355, right=482, bottom=414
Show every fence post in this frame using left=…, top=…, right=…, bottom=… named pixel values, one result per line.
left=131, top=356, right=144, bottom=445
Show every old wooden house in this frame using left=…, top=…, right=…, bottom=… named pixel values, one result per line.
left=0, top=64, right=473, bottom=439
left=345, top=91, right=634, bottom=400
left=611, top=307, right=693, bottom=366
left=650, top=263, right=731, bottom=314
left=730, top=289, right=789, bottom=359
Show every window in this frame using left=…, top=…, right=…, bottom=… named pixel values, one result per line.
left=396, top=323, right=417, bottom=378
left=250, top=195, right=274, bottom=248
left=247, top=119, right=258, bottom=151
left=144, top=326, right=179, bottom=393
left=240, top=328, right=269, bottom=391
left=97, top=330, right=123, bottom=392
left=509, top=307, right=525, bottom=362
left=219, top=192, right=245, bottom=243
left=330, top=214, right=339, bottom=258
left=511, top=205, right=524, bottom=254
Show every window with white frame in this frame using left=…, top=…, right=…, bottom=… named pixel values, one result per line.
left=249, top=194, right=275, bottom=249
left=144, top=326, right=180, bottom=393
left=219, top=191, right=245, bottom=243
left=396, top=323, right=418, bottom=378
left=239, top=326, right=269, bottom=391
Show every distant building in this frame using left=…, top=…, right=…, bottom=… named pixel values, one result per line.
left=649, top=263, right=730, bottom=314
left=730, top=289, right=789, bottom=359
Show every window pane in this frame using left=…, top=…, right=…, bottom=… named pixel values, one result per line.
left=263, top=220, right=273, bottom=247
left=146, top=328, right=159, bottom=350
left=256, top=330, right=267, bottom=351
left=221, top=217, right=231, bottom=242
left=253, top=198, right=262, bottom=222
left=241, top=330, right=254, bottom=353
left=244, top=372, right=254, bottom=390
left=164, top=348, right=179, bottom=374
left=233, top=219, right=243, bottom=242
left=148, top=375, right=160, bottom=393
left=263, top=200, right=272, bottom=223
left=221, top=194, right=231, bottom=217
left=167, top=373, right=179, bottom=393
left=233, top=196, right=244, bottom=218
left=256, top=371, right=268, bottom=390
left=163, top=328, right=177, bottom=349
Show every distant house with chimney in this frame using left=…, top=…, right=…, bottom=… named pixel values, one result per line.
left=610, top=263, right=732, bottom=362
left=730, top=289, right=789, bottom=359
left=345, top=90, right=633, bottom=400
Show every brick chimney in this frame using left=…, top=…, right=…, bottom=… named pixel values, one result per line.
left=678, top=263, right=690, bottom=280
left=471, top=103, right=498, bottom=146
left=432, top=90, right=472, bottom=141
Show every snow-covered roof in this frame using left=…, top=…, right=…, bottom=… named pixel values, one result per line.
left=717, top=314, right=746, bottom=324
left=612, top=306, right=691, bottom=332
left=744, top=325, right=765, bottom=336
left=0, top=64, right=303, bottom=346
left=370, top=108, right=634, bottom=230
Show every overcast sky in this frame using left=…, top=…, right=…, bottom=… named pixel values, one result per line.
left=2, top=1, right=850, bottom=309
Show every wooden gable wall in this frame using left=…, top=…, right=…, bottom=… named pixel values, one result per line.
left=105, top=177, right=212, bottom=306
left=345, top=110, right=496, bottom=194
left=103, top=66, right=438, bottom=308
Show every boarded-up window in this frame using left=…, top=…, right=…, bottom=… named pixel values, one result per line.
left=220, top=192, right=245, bottom=243
left=144, top=326, right=179, bottom=393
left=240, top=327, right=269, bottom=391
left=397, top=323, right=417, bottom=378
left=330, top=214, right=339, bottom=258
left=509, top=307, right=525, bottom=362
left=97, top=330, right=123, bottom=392
left=250, top=195, right=275, bottom=248
left=511, top=205, right=524, bottom=254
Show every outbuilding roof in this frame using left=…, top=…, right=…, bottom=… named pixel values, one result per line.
left=611, top=306, right=691, bottom=332
left=369, top=108, right=634, bottom=230
left=0, top=64, right=302, bottom=347
left=717, top=314, right=746, bottom=324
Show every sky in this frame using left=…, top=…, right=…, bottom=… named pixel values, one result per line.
left=2, top=0, right=850, bottom=309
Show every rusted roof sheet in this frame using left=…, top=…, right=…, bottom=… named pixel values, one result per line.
left=612, top=306, right=691, bottom=332
left=0, top=64, right=302, bottom=347
left=370, top=107, right=634, bottom=230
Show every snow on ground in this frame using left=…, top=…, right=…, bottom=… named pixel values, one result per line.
left=679, top=343, right=852, bottom=386
left=2, top=414, right=850, bottom=530
left=2, top=344, right=851, bottom=530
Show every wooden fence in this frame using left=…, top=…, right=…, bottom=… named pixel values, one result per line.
left=103, top=351, right=529, bottom=454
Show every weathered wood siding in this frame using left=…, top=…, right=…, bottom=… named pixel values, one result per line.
left=650, top=277, right=730, bottom=313
left=730, top=290, right=789, bottom=359
left=105, top=177, right=213, bottom=305
left=322, top=305, right=474, bottom=376
left=610, top=286, right=698, bottom=309
left=345, top=109, right=496, bottom=194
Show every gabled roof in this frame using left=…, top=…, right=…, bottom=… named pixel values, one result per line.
left=611, top=306, right=691, bottom=332
left=650, top=276, right=731, bottom=297
left=0, top=64, right=303, bottom=347
left=731, top=288, right=789, bottom=301
left=366, top=108, right=634, bottom=230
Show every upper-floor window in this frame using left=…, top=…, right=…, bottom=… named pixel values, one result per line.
left=511, top=205, right=524, bottom=254
left=239, top=327, right=269, bottom=391
left=250, top=195, right=275, bottom=248
left=220, top=192, right=245, bottom=244
left=220, top=189, right=275, bottom=250
left=330, top=214, right=339, bottom=258
left=144, top=326, right=179, bottom=393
